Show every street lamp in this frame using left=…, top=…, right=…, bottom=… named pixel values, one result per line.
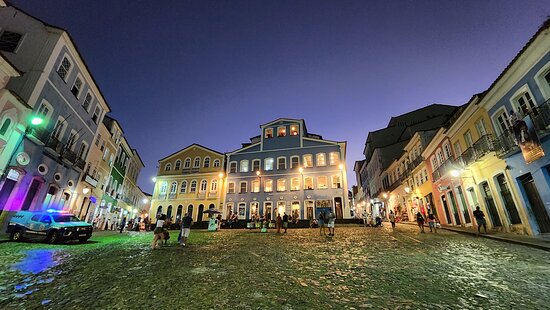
left=151, top=177, right=157, bottom=183
left=404, top=187, right=411, bottom=194
left=83, top=187, right=90, bottom=195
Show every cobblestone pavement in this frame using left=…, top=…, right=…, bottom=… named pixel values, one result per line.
left=0, top=224, right=549, bottom=309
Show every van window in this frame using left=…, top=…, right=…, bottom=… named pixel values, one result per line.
left=31, top=215, right=41, bottom=221
left=40, top=215, right=52, bottom=224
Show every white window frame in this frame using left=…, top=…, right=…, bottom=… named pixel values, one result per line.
left=252, top=159, right=261, bottom=171
left=264, top=179, right=273, bottom=192
left=251, top=180, right=260, bottom=193
left=239, top=181, right=247, bottom=193
left=290, top=156, right=300, bottom=169
left=290, top=177, right=300, bottom=190
left=189, top=180, right=197, bottom=193
left=303, top=154, right=313, bottom=168
left=331, top=175, right=341, bottom=189
left=203, top=157, right=210, bottom=168
left=213, top=159, right=221, bottom=167
left=82, top=91, right=93, bottom=112
left=329, top=152, right=339, bottom=165
left=170, top=181, right=178, bottom=194
left=210, top=179, right=218, bottom=192
left=509, top=84, right=537, bottom=116
left=193, top=157, right=201, bottom=168
left=229, top=161, right=237, bottom=173
left=290, top=124, right=299, bottom=136
left=265, top=128, right=273, bottom=138
left=240, top=160, right=249, bottom=173
left=304, top=177, right=313, bottom=190
left=317, top=176, right=328, bottom=189
left=534, top=61, right=550, bottom=100
left=277, top=178, right=286, bottom=192
left=184, top=157, right=191, bottom=168
left=56, top=54, right=73, bottom=82
left=491, top=107, right=511, bottom=135
left=200, top=179, right=208, bottom=192
left=180, top=181, right=188, bottom=193
left=37, top=99, right=54, bottom=122
left=174, top=160, right=182, bottom=170
left=277, top=126, right=286, bottom=137
left=228, top=182, right=236, bottom=194
left=77, top=141, right=88, bottom=160
left=277, top=157, right=286, bottom=170
left=316, top=153, right=327, bottom=166
left=165, top=163, right=172, bottom=171
left=71, top=74, right=84, bottom=99
left=264, top=158, right=274, bottom=171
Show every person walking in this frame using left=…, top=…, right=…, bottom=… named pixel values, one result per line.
left=473, top=206, right=488, bottom=235
left=318, top=212, right=326, bottom=236
left=327, top=211, right=336, bottom=236
left=152, top=214, right=166, bottom=249
left=389, top=210, right=396, bottom=231
left=427, top=212, right=438, bottom=233
left=119, top=217, right=127, bottom=233
left=276, top=213, right=282, bottom=233
left=179, top=212, right=193, bottom=247
left=282, top=213, right=289, bottom=233
left=416, top=211, right=425, bottom=233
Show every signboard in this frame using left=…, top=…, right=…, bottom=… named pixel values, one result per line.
left=514, top=115, right=545, bottom=164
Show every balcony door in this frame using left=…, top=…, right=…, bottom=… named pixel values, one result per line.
left=440, top=195, right=452, bottom=224
left=519, top=173, right=550, bottom=233
left=447, top=190, right=461, bottom=225
left=480, top=182, right=502, bottom=227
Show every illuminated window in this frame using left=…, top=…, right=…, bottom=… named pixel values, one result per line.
left=229, top=162, right=237, bottom=173
left=277, top=157, right=286, bottom=170
left=317, top=176, right=328, bottom=189
left=252, top=159, right=260, bottom=171
left=210, top=179, right=218, bottom=192
left=265, top=128, right=273, bottom=138
left=329, top=152, right=339, bottom=165
left=239, top=181, right=247, bottom=193
left=290, top=125, right=299, bottom=136
left=240, top=160, right=249, bottom=172
left=200, top=180, right=208, bottom=192
left=228, top=182, right=235, bottom=194
left=238, top=203, right=246, bottom=217
left=264, top=179, right=273, bottom=192
left=277, top=126, right=286, bottom=137
left=331, top=175, right=341, bottom=189
left=252, top=180, right=260, bottom=193
left=291, top=177, right=300, bottom=190
left=303, top=154, right=313, bottom=168
left=277, top=179, right=286, bottom=191
left=316, top=153, right=326, bottom=166
left=170, top=182, right=178, bottom=193
left=264, top=158, right=274, bottom=171
left=160, top=182, right=167, bottom=194
left=304, top=177, right=313, bottom=189
left=290, top=156, right=299, bottom=169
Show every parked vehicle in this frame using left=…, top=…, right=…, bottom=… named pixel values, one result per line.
left=7, top=210, right=93, bottom=243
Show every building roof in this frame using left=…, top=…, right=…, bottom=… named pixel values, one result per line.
left=158, top=143, right=224, bottom=162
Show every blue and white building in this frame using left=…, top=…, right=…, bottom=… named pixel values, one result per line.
left=482, top=18, right=550, bottom=235
left=224, top=118, right=350, bottom=221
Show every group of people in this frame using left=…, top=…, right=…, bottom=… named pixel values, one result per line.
left=152, top=212, right=193, bottom=249
left=317, top=211, right=336, bottom=236
left=93, top=214, right=151, bottom=232
left=362, top=212, right=384, bottom=228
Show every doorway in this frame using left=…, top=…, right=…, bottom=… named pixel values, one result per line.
left=22, top=179, right=42, bottom=210
left=496, top=174, right=522, bottom=225
left=334, top=197, right=343, bottom=219
left=456, top=186, right=471, bottom=224
left=176, top=205, right=183, bottom=221
left=519, top=173, right=550, bottom=233
left=0, top=178, right=17, bottom=211
left=441, top=195, right=452, bottom=224
left=448, top=190, right=461, bottom=225
left=480, top=182, right=502, bottom=227
left=305, top=200, right=314, bottom=220
left=187, top=205, right=194, bottom=220
left=264, top=202, right=272, bottom=220
left=197, top=204, right=204, bottom=222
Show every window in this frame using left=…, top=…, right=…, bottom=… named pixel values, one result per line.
left=264, top=158, right=274, bottom=171
left=265, top=128, right=273, bottom=138
left=189, top=180, right=197, bottom=193
left=332, top=175, right=341, bottom=188
left=264, top=180, right=273, bottom=192
left=240, top=160, right=249, bottom=172
left=239, top=181, right=247, bottom=193
left=514, top=91, right=536, bottom=115
left=92, top=106, right=102, bottom=124
left=277, top=126, right=286, bottom=137
left=184, top=157, right=191, bottom=168
left=304, top=177, right=313, bottom=189
left=453, top=142, right=462, bottom=158
left=210, top=179, right=218, bottom=192
left=77, top=142, right=88, bottom=159
left=66, top=130, right=78, bottom=150
left=316, top=153, right=326, bottom=166
left=200, top=180, right=208, bottom=192
left=203, top=157, right=210, bottom=168
left=290, top=156, right=299, bottom=169
left=165, top=163, right=172, bottom=171
left=443, top=143, right=452, bottom=159
left=431, top=156, right=438, bottom=170
left=329, top=152, right=339, bottom=165
left=228, top=182, right=235, bottom=194
left=180, top=181, right=187, bottom=193
left=52, top=117, right=66, bottom=140
left=303, top=154, right=313, bottom=168
left=170, top=182, right=177, bottom=193
left=317, top=176, right=328, bottom=189
left=83, top=92, right=93, bottom=112
left=0, top=118, right=11, bottom=136
left=213, top=159, right=221, bottom=167
left=37, top=100, right=53, bottom=121
left=0, top=31, right=23, bottom=53
left=436, top=149, right=444, bottom=165
left=475, top=118, right=487, bottom=137
left=493, top=110, right=511, bottom=135
left=229, top=161, right=237, bottom=173
left=71, top=77, right=83, bottom=98
left=251, top=180, right=260, bottom=193
left=277, top=179, right=286, bottom=191
left=291, top=177, right=300, bottom=190
left=175, top=160, right=181, bottom=170
left=194, top=157, right=201, bottom=168
left=160, top=182, right=167, bottom=194
left=57, top=56, right=72, bottom=81
left=290, top=125, right=299, bottom=136
left=238, top=203, right=246, bottom=217
left=252, top=159, right=260, bottom=171
left=463, top=131, right=474, bottom=148
left=277, top=157, right=286, bottom=170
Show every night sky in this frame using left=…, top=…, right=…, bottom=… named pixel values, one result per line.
left=9, top=0, right=550, bottom=193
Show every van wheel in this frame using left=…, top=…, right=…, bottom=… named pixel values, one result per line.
left=78, top=237, right=89, bottom=243
left=46, top=231, right=59, bottom=244
left=10, top=229, right=24, bottom=241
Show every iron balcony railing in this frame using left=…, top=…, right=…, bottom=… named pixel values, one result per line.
left=432, top=156, right=464, bottom=182
left=74, top=158, right=86, bottom=170
left=27, top=127, right=51, bottom=145
left=461, top=134, right=496, bottom=166
left=45, top=136, right=63, bottom=154
left=62, top=148, right=77, bottom=164
left=182, top=168, right=201, bottom=174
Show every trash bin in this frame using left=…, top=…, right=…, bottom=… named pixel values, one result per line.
left=208, top=218, right=217, bottom=231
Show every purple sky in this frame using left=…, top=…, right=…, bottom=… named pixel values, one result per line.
left=11, top=0, right=550, bottom=193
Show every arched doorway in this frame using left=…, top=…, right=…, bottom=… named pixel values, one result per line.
left=157, top=206, right=163, bottom=216
left=167, top=205, right=173, bottom=220
left=187, top=205, right=194, bottom=220
left=176, top=205, right=183, bottom=221
left=197, top=204, right=204, bottom=222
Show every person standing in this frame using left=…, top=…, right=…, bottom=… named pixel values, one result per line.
left=416, top=212, right=425, bottom=233
left=276, top=214, right=282, bottom=233
left=327, top=211, right=336, bottom=236
left=318, top=212, right=326, bottom=236
left=473, top=206, right=488, bottom=235
left=152, top=214, right=166, bottom=249
left=427, top=212, right=438, bottom=233
left=389, top=210, right=396, bottom=231
left=119, top=217, right=126, bottom=233
left=180, top=212, right=193, bottom=247
left=282, top=213, right=289, bottom=233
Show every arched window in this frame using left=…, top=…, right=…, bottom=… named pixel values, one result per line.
left=204, top=157, right=210, bottom=168
left=200, top=180, right=208, bottom=192
left=174, top=160, right=181, bottom=170
left=210, top=179, right=218, bottom=192
left=180, top=181, right=187, bottom=193
left=184, top=157, right=191, bottom=168
left=176, top=205, right=183, bottom=220
left=165, top=163, right=172, bottom=171
left=213, top=159, right=221, bottom=167
left=157, top=206, right=163, bottom=216
left=194, top=157, right=201, bottom=168
left=167, top=205, right=173, bottom=219
left=0, top=117, right=12, bottom=136
left=190, top=180, right=197, bottom=193
left=160, top=182, right=167, bottom=194
left=170, top=181, right=177, bottom=193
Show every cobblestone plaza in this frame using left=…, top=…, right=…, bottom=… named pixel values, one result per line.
left=1, top=225, right=549, bottom=309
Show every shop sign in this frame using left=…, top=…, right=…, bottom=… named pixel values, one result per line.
left=514, top=115, right=545, bottom=164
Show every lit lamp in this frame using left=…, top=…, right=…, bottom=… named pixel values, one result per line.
left=255, top=170, right=261, bottom=192
left=151, top=177, right=157, bottom=183
left=404, top=187, right=411, bottom=194
left=142, top=198, right=148, bottom=204
left=450, top=169, right=461, bottom=178
left=83, top=187, right=90, bottom=195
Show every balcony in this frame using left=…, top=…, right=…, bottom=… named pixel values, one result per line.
left=45, top=136, right=63, bottom=154
left=208, top=191, right=218, bottom=198
left=182, top=168, right=201, bottom=175
left=74, top=158, right=86, bottom=171
left=461, top=134, right=496, bottom=166
left=82, top=173, right=98, bottom=188
left=27, top=127, right=50, bottom=145
left=168, top=193, right=177, bottom=199
left=432, top=157, right=464, bottom=182
left=62, top=148, right=77, bottom=164
left=495, top=99, right=550, bottom=157
left=196, top=192, right=206, bottom=199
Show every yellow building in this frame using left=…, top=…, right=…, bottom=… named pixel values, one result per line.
left=445, top=94, right=531, bottom=234
left=150, top=144, right=225, bottom=223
